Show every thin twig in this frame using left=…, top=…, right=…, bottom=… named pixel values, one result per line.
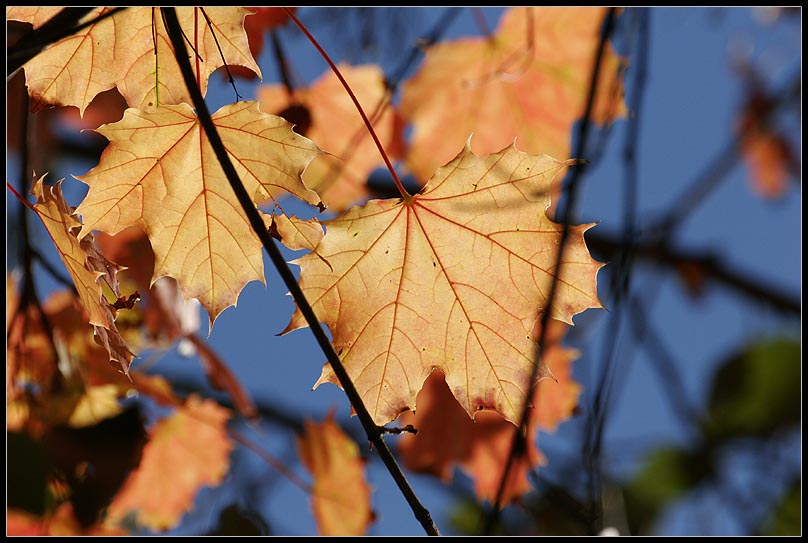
left=582, top=8, right=650, bottom=533
left=469, top=7, right=493, bottom=37
left=585, top=231, right=801, bottom=315
left=304, top=7, right=462, bottom=201
left=200, top=7, right=243, bottom=102
left=8, top=85, right=62, bottom=389
left=270, top=29, right=297, bottom=99
left=228, top=428, right=311, bottom=493
left=626, top=295, right=701, bottom=425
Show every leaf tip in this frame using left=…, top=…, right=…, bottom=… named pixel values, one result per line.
left=464, top=133, right=474, bottom=152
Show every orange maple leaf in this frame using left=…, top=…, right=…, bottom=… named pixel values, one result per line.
left=259, top=63, right=404, bottom=211
left=8, top=7, right=260, bottom=115
left=297, top=413, right=375, bottom=536
left=106, top=395, right=233, bottom=531
left=30, top=176, right=135, bottom=374
left=285, top=143, right=603, bottom=425
left=75, top=101, right=321, bottom=327
left=400, top=7, right=626, bottom=183
left=397, top=320, right=581, bottom=506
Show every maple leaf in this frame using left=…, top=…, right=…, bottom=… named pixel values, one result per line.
left=297, top=413, right=375, bottom=536
left=30, top=176, right=135, bottom=374
left=400, top=7, right=626, bottom=183
left=285, top=143, right=603, bottom=425
left=75, top=101, right=321, bottom=327
left=397, top=320, right=581, bottom=505
left=259, top=63, right=404, bottom=211
left=9, top=7, right=260, bottom=115
left=106, top=395, right=233, bottom=531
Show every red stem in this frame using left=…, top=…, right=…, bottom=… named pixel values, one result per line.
left=282, top=8, right=412, bottom=203
left=7, top=181, right=35, bottom=212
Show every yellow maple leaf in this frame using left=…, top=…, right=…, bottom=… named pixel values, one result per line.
left=9, top=7, right=260, bottom=115
left=30, top=176, right=135, bottom=374
left=106, top=396, right=233, bottom=531
left=284, top=143, right=603, bottom=425
left=297, top=414, right=375, bottom=536
left=401, top=7, right=626, bottom=183
left=75, top=101, right=321, bottom=327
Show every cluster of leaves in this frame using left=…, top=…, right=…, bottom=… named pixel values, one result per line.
left=6, top=7, right=626, bottom=535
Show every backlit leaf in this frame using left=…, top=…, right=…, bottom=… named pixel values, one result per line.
left=9, top=7, right=260, bottom=115
left=106, top=396, right=233, bottom=531
left=400, top=7, right=625, bottom=183
left=297, top=414, right=374, bottom=536
left=397, top=320, right=581, bottom=505
left=285, top=143, right=602, bottom=425
left=75, top=101, right=321, bottom=328
left=30, top=176, right=135, bottom=374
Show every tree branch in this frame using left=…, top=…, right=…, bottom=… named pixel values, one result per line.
left=586, top=231, right=800, bottom=315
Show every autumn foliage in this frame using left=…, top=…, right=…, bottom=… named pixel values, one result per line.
left=6, top=6, right=626, bottom=536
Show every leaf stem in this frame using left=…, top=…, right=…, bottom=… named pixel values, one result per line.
left=162, top=8, right=438, bottom=536
left=228, top=428, right=312, bottom=493
left=282, top=8, right=413, bottom=203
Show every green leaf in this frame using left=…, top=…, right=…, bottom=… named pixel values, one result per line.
left=622, top=446, right=712, bottom=535
left=703, top=337, right=800, bottom=440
